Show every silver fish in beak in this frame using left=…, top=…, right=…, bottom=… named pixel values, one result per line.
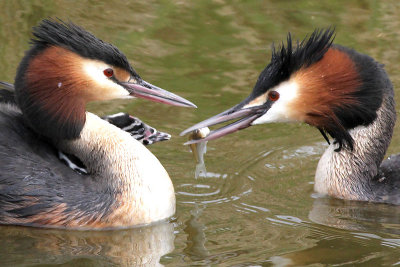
left=187, top=127, right=210, bottom=178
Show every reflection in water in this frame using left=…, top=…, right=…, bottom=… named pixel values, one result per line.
left=270, top=236, right=389, bottom=267
left=0, top=221, right=174, bottom=266
left=183, top=204, right=210, bottom=261
left=309, top=196, right=400, bottom=235
left=270, top=197, right=400, bottom=266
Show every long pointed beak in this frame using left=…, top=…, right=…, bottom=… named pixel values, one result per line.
left=122, top=80, right=197, bottom=108
left=180, top=101, right=270, bottom=145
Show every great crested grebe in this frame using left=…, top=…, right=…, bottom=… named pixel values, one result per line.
left=0, top=19, right=196, bottom=229
left=182, top=29, right=400, bottom=204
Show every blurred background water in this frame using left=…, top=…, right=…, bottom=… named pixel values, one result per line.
left=1, top=0, right=400, bottom=266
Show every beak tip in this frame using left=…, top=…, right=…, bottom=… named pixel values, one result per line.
left=182, top=98, right=197, bottom=108
left=187, top=102, right=197, bottom=108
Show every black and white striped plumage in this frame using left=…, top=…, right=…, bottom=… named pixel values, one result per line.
left=102, top=112, right=171, bottom=145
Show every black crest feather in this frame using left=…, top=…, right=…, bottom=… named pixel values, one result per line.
left=250, top=28, right=335, bottom=99
left=31, top=19, right=135, bottom=74
left=271, top=28, right=335, bottom=79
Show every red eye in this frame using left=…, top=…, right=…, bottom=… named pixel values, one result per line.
left=103, top=68, right=114, bottom=78
left=268, top=91, right=280, bottom=101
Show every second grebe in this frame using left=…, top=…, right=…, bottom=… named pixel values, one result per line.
left=182, top=29, right=400, bottom=204
left=0, top=19, right=196, bottom=229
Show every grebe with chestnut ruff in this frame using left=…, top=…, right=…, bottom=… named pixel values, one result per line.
left=0, top=19, right=196, bottom=229
left=182, top=29, right=400, bottom=204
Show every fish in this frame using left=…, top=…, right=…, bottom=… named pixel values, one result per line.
left=187, top=127, right=210, bottom=178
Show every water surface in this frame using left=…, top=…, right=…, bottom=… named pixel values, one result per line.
left=1, top=1, right=400, bottom=266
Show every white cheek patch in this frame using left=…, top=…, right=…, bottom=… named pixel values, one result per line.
left=83, top=60, right=130, bottom=100
left=252, top=80, right=299, bottom=125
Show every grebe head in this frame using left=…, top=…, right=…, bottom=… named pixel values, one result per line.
left=182, top=28, right=384, bottom=151
left=15, top=19, right=195, bottom=141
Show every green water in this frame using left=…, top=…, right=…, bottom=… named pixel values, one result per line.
left=1, top=1, right=400, bottom=266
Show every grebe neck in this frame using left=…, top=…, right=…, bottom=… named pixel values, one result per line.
left=315, top=90, right=396, bottom=201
